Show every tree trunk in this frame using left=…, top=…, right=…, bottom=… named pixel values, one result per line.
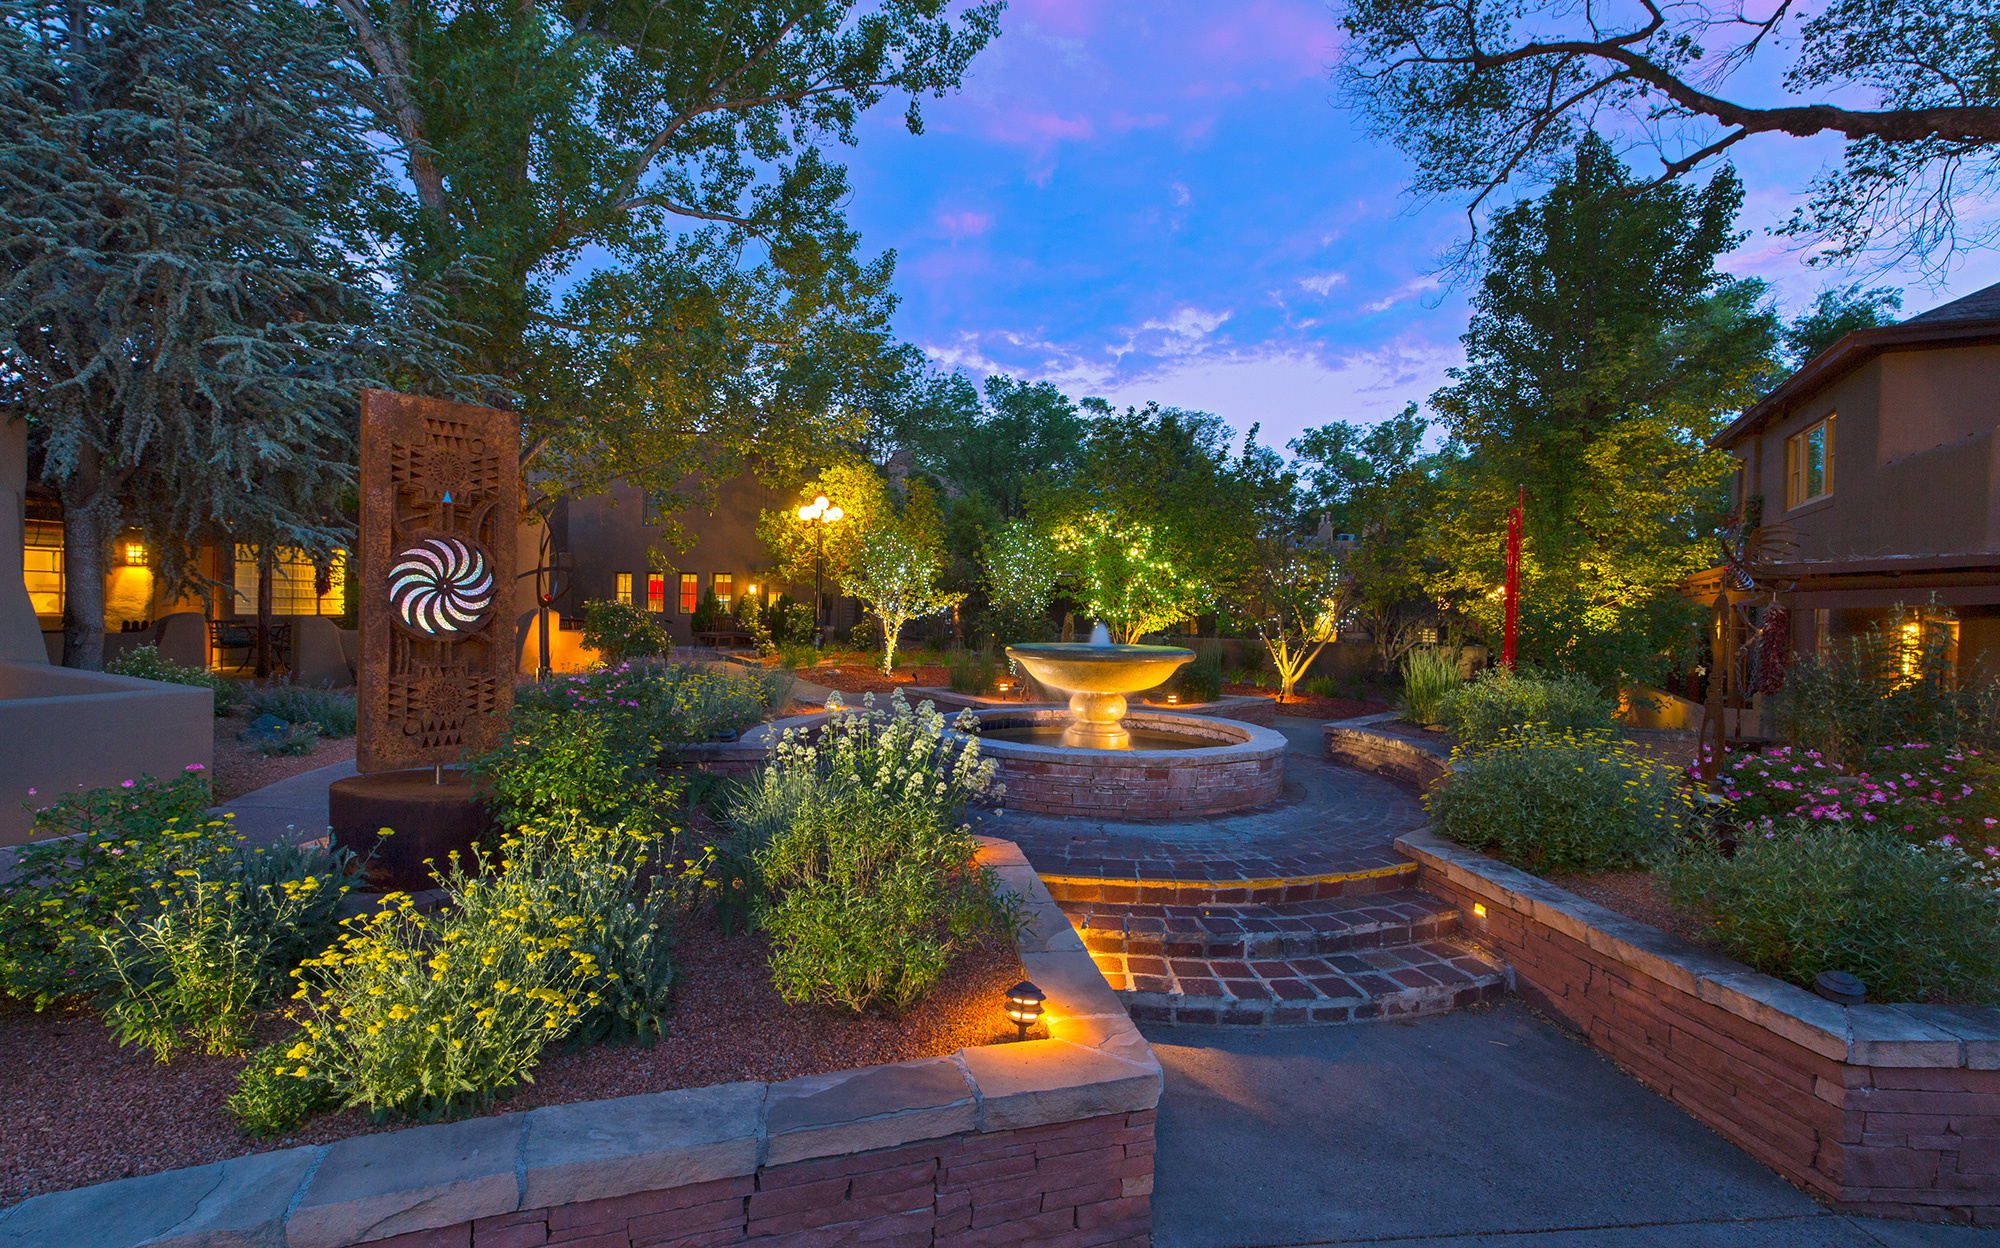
left=58, top=454, right=108, bottom=671
left=255, top=544, right=275, bottom=678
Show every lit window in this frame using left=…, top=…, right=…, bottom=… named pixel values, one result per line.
left=1899, top=613, right=1959, bottom=679
left=615, top=572, right=633, bottom=605
left=124, top=542, right=146, bottom=564
left=23, top=519, right=62, bottom=617
left=647, top=573, right=665, bottom=613
left=233, top=547, right=346, bottom=615
left=1813, top=608, right=1831, bottom=659
left=713, top=573, right=733, bottom=613
left=1785, top=415, right=1835, bottom=508
left=679, top=573, right=697, bottom=615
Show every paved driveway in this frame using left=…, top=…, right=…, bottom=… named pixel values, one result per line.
left=1145, top=1002, right=1996, bottom=1247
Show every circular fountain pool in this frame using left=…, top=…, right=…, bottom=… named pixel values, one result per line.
left=967, top=707, right=1288, bottom=818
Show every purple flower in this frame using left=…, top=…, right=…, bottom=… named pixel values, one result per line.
left=121, top=780, right=135, bottom=788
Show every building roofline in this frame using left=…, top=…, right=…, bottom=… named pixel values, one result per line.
left=1711, top=319, right=2000, bottom=449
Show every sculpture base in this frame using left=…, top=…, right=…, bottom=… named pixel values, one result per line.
left=330, top=769, right=492, bottom=891
left=1064, top=690, right=1129, bottom=749
left=1061, top=722, right=1131, bottom=749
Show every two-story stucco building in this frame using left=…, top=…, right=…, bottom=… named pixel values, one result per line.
left=1691, top=280, right=2000, bottom=675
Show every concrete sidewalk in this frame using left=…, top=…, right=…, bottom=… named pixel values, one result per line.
left=213, top=758, right=355, bottom=846
left=1146, top=1002, right=1995, bottom=1247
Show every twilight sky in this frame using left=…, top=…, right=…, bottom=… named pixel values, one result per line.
left=834, top=0, right=2000, bottom=453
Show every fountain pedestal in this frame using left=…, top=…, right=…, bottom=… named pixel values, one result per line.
left=1065, top=691, right=1131, bottom=748
left=1006, top=636, right=1194, bottom=750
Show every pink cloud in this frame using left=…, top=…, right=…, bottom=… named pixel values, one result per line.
left=1193, top=1, right=1343, bottom=82
left=936, top=210, right=992, bottom=240
left=988, top=109, right=1096, bottom=145
left=1108, top=110, right=1170, bottom=135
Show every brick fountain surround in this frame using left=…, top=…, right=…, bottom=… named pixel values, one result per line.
left=966, top=708, right=1288, bottom=819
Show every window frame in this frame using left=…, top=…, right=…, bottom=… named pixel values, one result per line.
left=1784, top=414, right=1835, bottom=510
left=615, top=572, right=633, bottom=605
left=679, top=573, right=698, bottom=615
left=712, top=572, right=733, bottom=614
left=646, top=572, right=665, bottom=613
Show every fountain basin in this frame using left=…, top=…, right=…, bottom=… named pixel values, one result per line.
left=1006, top=641, right=1194, bottom=748
left=968, top=708, right=1286, bottom=818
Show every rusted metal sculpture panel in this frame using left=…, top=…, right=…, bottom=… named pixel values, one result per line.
left=356, top=390, right=517, bottom=773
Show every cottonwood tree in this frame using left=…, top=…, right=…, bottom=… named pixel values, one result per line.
left=1339, top=0, right=2000, bottom=272
left=0, top=0, right=475, bottom=669
left=1423, top=137, right=1777, bottom=684
left=327, top=0, right=1002, bottom=522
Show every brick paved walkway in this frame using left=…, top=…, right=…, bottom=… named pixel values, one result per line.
left=1095, top=939, right=1507, bottom=1027
left=980, top=751, right=1424, bottom=898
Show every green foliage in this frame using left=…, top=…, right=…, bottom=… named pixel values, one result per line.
left=1785, top=285, right=1903, bottom=367
left=245, top=684, right=358, bottom=737
left=1437, top=667, right=1619, bottom=752
left=0, top=771, right=216, bottom=1007
left=1428, top=729, right=1688, bottom=872
left=581, top=599, right=671, bottom=663
left=846, top=487, right=963, bottom=674
left=1399, top=648, right=1464, bottom=725
left=690, top=589, right=723, bottom=636
left=1423, top=136, right=1776, bottom=687
left=96, top=841, right=353, bottom=1060
left=254, top=721, right=322, bottom=757
left=1661, top=826, right=2000, bottom=1004
left=1772, top=607, right=2000, bottom=765
left=982, top=518, right=1061, bottom=622
left=1169, top=652, right=1223, bottom=704
left=947, top=644, right=997, bottom=695
left=888, top=372, right=1087, bottom=518
left=106, top=645, right=241, bottom=716
left=1243, top=544, right=1351, bottom=700
left=279, top=890, right=590, bottom=1123
left=733, top=692, right=1014, bottom=1013
left=229, top=1040, right=340, bottom=1137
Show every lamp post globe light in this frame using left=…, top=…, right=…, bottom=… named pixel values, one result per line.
left=794, top=494, right=844, bottom=646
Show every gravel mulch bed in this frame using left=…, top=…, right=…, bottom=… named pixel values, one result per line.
left=0, top=915, right=1026, bottom=1207
left=807, top=664, right=950, bottom=696
left=1216, top=684, right=1390, bottom=723
left=209, top=713, right=356, bottom=804
left=1541, top=869, right=1711, bottom=947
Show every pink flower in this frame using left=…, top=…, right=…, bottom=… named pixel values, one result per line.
left=121, top=779, right=135, bottom=788
left=185, top=763, right=204, bottom=772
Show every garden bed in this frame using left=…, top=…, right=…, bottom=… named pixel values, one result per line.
left=0, top=914, right=1026, bottom=1206
left=1217, top=682, right=1387, bottom=721
left=805, top=662, right=950, bottom=696
left=208, top=711, right=356, bottom=803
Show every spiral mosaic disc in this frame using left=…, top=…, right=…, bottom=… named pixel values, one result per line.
left=387, top=536, right=493, bottom=638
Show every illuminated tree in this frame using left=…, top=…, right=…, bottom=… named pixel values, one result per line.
left=1247, top=547, right=1355, bottom=702
left=981, top=519, right=1060, bottom=640
left=847, top=527, right=962, bottom=673
left=1053, top=514, right=1210, bottom=644
left=754, top=462, right=896, bottom=589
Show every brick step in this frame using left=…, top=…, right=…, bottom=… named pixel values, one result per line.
left=1061, top=888, right=1460, bottom=960
left=1037, top=860, right=1417, bottom=907
left=1092, top=938, right=1509, bottom=1028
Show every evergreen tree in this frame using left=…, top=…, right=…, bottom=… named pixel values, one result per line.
left=0, top=0, right=477, bottom=668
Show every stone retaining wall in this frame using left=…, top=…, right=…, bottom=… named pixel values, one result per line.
left=0, top=839, right=1159, bottom=1248
left=1321, top=717, right=1450, bottom=794
left=1398, top=828, right=2000, bottom=1226
left=980, top=712, right=1288, bottom=819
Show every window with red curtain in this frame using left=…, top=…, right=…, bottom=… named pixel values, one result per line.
left=647, top=573, right=665, bottom=613
left=679, top=573, right=697, bottom=614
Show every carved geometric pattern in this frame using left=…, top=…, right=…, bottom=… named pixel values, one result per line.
left=357, top=390, right=517, bottom=774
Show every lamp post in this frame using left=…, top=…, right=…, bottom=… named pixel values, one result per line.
left=795, top=494, right=845, bottom=646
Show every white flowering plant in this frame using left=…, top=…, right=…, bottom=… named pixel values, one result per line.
left=726, top=691, right=1018, bottom=1014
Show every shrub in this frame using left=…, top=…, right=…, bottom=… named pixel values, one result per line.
left=1170, top=651, right=1223, bottom=704
left=229, top=1040, right=340, bottom=1137
left=0, top=770, right=217, bottom=1007
left=1660, top=824, right=2000, bottom=1003
left=1773, top=606, right=2000, bottom=764
left=1399, top=648, right=1463, bottom=725
left=580, top=599, right=671, bottom=664
left=735, top=693, right=1015, bottom=1013
left=246, top=685, right=357, bottom=737
left=107, top=644, right=240, bottom=716
left=1699, top=743, right=2000, bottom=852
left=778, top=640, right=819, bottom=669
left=1427, top=729, right=1689, bottom=873
left=254, top=721, right=322, bottom=756
left=280, top=889, right=591, bottom=1123
left=1437, top=667, right=1618, bottom=751
left=690, top=588, right=722, bottom=635
left=96, top=839, right=353, bottom=1060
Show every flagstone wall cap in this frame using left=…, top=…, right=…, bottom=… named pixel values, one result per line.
left=0, top=1145, right=317, bottom=1248
left=520, top=1082, right=763, bottom=1209
left=0, top=833, right=1156, bottom=1248
left=1396, top=827, right=2000, bottom=1069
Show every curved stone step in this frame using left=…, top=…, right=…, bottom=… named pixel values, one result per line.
left=1062, top=888, right=1459, bottom=960
left=1092, top=938, right=1509, bottom=1027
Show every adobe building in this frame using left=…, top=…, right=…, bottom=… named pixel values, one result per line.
left=551, top=471, right=864, bottom=648
left=1689, top=280, right=2000, bottom=676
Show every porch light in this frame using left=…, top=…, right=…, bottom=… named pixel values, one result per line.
left=1004, top=981, right=1045, bottom=1039
left=124, top=541, right=146, bottom=564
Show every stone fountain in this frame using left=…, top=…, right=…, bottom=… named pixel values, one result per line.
left=1006, top=624, right=1193, bottom=748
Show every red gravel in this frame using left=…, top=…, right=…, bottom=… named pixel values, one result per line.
left=209, top=713, right=356, bottom=804
left=0, top=915, right=1025, bottom=1207
left=1542, top=869, right=1712, bottom=947
left=1217, top=684, right=1390, bottom=723
left=807, top=664, right=950, bottom=696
